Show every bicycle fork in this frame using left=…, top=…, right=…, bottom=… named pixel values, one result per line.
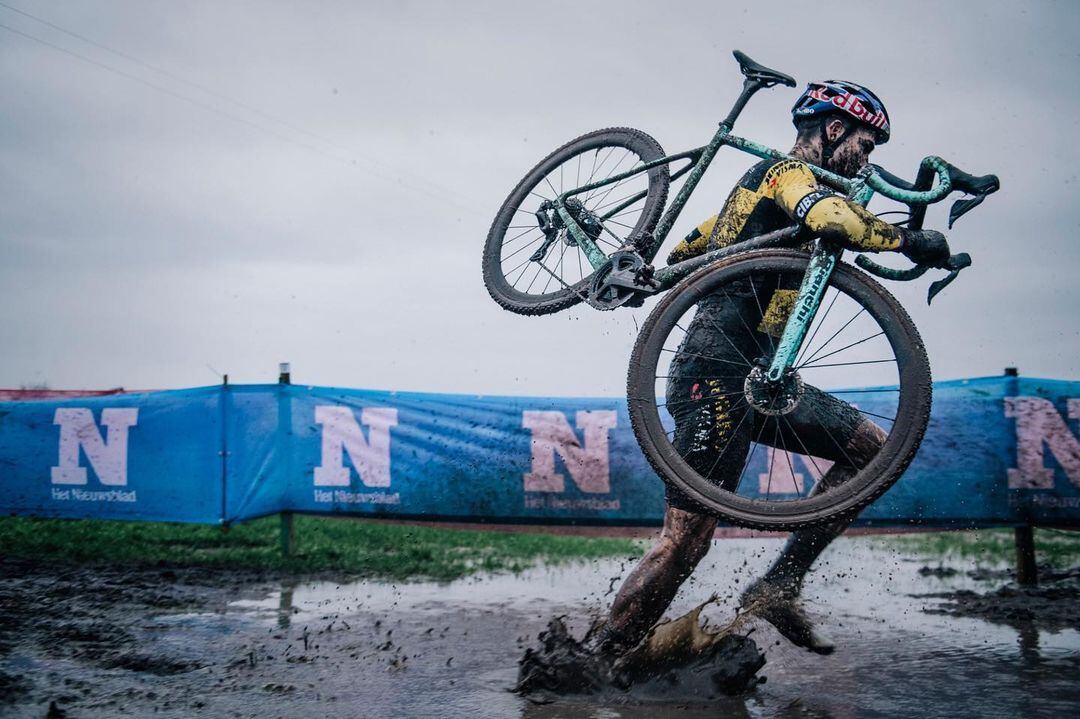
left=765, top=240, right=842, bottom=383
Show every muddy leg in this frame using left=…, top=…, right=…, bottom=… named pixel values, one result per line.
left=762, top=417, right=886, bottom=592
left=742, top=417, right=886, bottom=653
left=589, top=505, right=717, bottom=655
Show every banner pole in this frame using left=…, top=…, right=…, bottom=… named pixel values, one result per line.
left=220, top=374, right=229, bottom=532
left=1004, top=366, right=1038, bottom=586
left=278, top=363, right=295, bottom=557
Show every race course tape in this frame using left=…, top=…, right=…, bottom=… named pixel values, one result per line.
left=1, top=376, right=1078, bottom=528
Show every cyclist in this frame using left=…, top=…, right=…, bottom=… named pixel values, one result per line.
left=586, top=80, right=950, bottom=658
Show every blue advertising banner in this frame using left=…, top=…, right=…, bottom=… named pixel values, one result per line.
left=1, top=376, right=1077, bottom=528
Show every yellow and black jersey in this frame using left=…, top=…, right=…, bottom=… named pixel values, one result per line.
left=667, top=158, right=904, bottom=337
left=666, top=158, right=903, bottom=266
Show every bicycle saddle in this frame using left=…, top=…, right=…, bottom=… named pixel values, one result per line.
left=733, top=50, right=796, bottom=88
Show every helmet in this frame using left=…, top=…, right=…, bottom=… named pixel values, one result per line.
left=791, top=80, right=890, bottom=144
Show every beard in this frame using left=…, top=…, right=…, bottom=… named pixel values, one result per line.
left=827, top=148, right=867, bottom=179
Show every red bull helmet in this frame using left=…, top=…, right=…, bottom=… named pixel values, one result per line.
left=791, top=80, right=891, bottom=144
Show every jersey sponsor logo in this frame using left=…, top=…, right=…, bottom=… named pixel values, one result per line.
left=764, top=159, right=805, bottom=189
left=794, top=191, right=831, bottom=221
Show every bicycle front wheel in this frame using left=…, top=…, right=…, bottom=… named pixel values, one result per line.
left=627, top=249, right=932, bottom=530
left=483, top=127, right=670, bottom=316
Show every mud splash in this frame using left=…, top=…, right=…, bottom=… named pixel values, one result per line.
left=516, top=598, right=765, bottom=701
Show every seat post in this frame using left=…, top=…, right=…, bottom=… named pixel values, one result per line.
left=720, top=78, right=766, bottom=132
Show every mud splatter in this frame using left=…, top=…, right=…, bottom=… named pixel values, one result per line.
left=516, top=598, right=765, bottom=701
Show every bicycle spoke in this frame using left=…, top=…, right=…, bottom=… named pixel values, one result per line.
left=589, top=167, right=642, bottom=210
left=800, top=358, right=896, bottom=369
left=582, top=147, right=615, bottom=199
left=593, top=188, right=647, bottom=214
left=654, top=374, right=749, bottom=380
left=828, top=388, right=900, bottom=394
left=660, top=347, right=752, bottom=369
left=507, top=255, right=539, bottom=286
left=584, top=148, right=630, bottom=203
left=692, top=313, right=758, bottom=370
left=542, top=241, right=569, bottom=295
left=747, top=275, right=775, bottom=357
left=796, top=287, right=840, bottom=367
left=801, top=307, right=865, bottom=367
left=765, top=420, right=780, bottom=501
left=724, top=288, right=769, bottom=361
left=701, top=400, right=754, bottom=482
left=524, top=260, right=546, bottom=294
left=773, top=423, right=804, bottom=498
left=804, top=400, right=858, bottom=469
left=735, top=410, right=772, bottom=494
left=588, top=163, right=644, bottom=211
left=795, top=331, right=885, bottom=370
left=533, top=258, right=587, bottom=299
left=606, top=205, right=647, bottom=220
left=500, top=236, right=545, bottom=265
left=780, top=415, right=824, bottom=495
left=500, top=225, right=542, bottom=249
left=854, top=407, right=897, bottom=423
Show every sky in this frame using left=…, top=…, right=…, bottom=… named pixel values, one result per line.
left=1, top=0, right=1078, bottom=396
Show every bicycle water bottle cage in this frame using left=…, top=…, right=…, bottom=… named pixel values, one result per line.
left=733, top=50, right=797, bottom=88
left=530, top=198, right=604, bottom=262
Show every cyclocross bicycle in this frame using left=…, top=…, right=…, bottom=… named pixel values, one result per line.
left=483, top=51, right=999, bottom=530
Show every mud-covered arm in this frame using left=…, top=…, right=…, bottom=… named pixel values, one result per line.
left=767, top=159, right=903, bottom=252
left=666, top=215, right=719, bottom=265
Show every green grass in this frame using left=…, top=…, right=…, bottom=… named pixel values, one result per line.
left=0, top=515, right=642, bottom=582
left=875, top=528, right=1080, bottom=570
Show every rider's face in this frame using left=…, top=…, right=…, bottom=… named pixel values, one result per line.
left=828, top=126, right=878, bottom=178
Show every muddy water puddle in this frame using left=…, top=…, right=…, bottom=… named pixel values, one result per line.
left=3, top=537, right=1078, bottom=718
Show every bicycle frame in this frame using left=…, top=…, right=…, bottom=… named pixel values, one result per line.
left=547, top=92, right=960, bottom=384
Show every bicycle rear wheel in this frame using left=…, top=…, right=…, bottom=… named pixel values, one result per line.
left=483, top=127, right=670, bottom=316
left=627, top=249, right=932, bottom=530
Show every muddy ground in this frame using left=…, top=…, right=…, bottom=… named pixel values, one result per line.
left=2, top=537, right=1078, bottom=718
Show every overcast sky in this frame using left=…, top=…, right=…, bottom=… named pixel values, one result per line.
left=1, top=0, right=1077, bottom=396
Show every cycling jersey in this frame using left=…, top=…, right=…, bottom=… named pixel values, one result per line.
left=667, top=158, right=903, bottom=265
left=666, top=157, right=903, bottom=337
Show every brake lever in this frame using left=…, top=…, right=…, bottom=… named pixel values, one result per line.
left=948, top=194, right=986, bottom=229
left=927, top=252, right=972, bottom=305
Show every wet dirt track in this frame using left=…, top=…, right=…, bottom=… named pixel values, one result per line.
left=2, top=536, right=1078, bottom=718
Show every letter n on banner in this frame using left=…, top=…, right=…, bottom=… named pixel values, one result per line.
left=1005, top=397, right=1080, bottom=489
left=51, top=408, right=139, bottom=486
left=522, top=410, right=617, bottom=493
left=313, top=406, right=398, bottom=487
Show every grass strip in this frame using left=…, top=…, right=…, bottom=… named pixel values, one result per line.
left=0, top=515, right=642, bottom=582
left=876, top=527, right=1080, bottom=570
